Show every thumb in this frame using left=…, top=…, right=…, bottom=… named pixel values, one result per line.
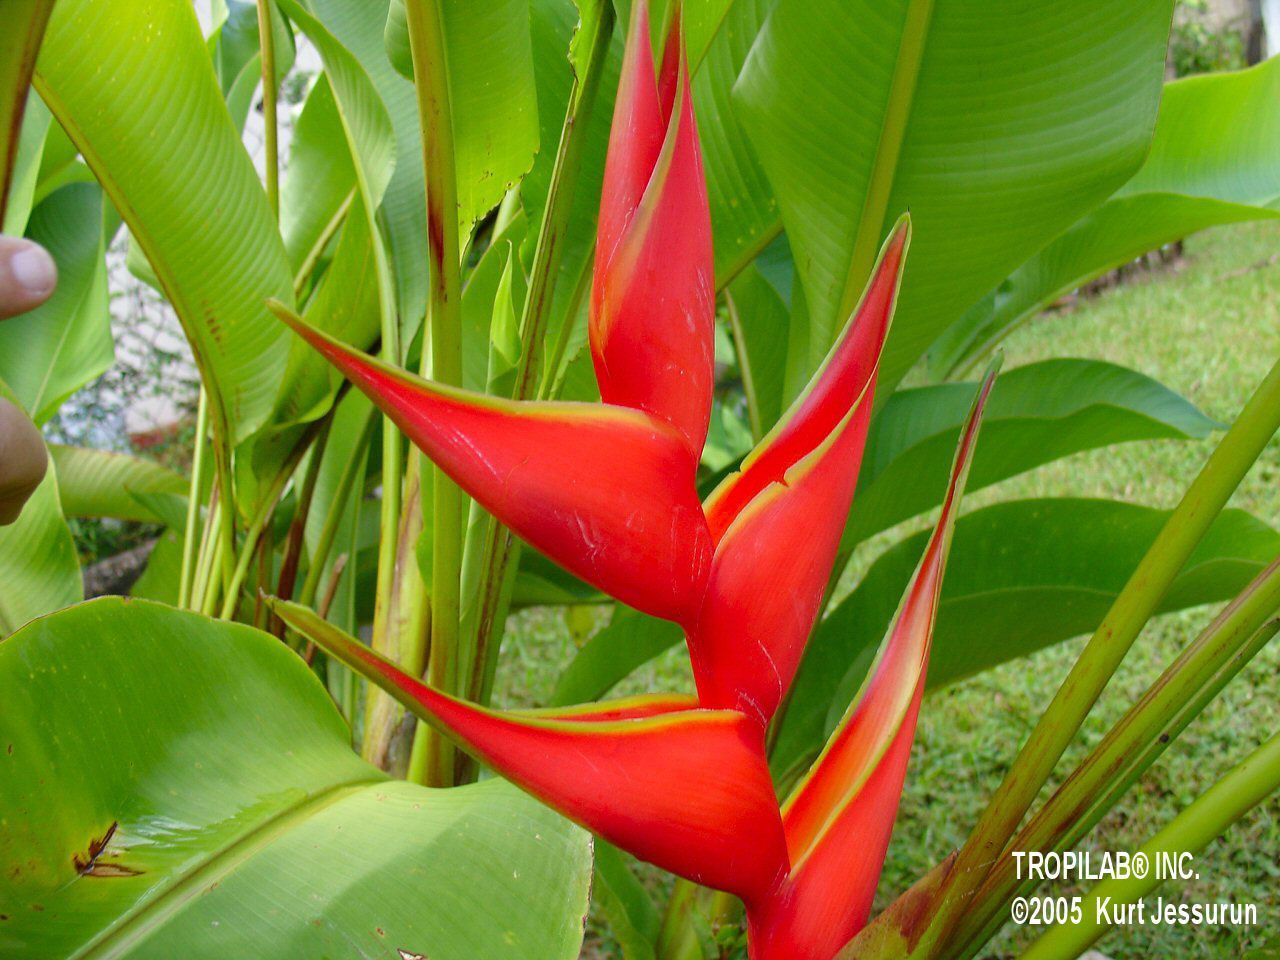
left=0, top=397, right=48, bottom=525
left=0, top=236, right=57, bottom=320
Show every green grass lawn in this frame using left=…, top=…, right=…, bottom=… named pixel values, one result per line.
left=493, top=220, right=1280, bottom=960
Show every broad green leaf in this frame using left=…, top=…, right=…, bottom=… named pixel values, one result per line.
left=511, top=549, right=606, bottom=608
left=732, top=0, right=1173, bottom=393
left=522, top=0, right=622, bottom=386
left=843, top=358, right=1218, bottom=547
left=593, top=840, right=660, bottom=960
left=303, top=389, right=376, bottom=634
left=726, top=261, right=789, bottom=438
left=35, top=0, right=295, bottom=443
left=280, top=74, right=356, bottom=280
left=0, top=379, right=80, bottom=637
left=550, top=606, right=683, bottom=707
left=771, top=498, right=1280, bottom=780
left=242, top=0, right=395, bottom=512
left=0, top=598, right=593, bottom=959
left=275, top=199, right=383, bottom=425
left=50, top=445, right=187, bottom=523
left=385, top=0, right=539, bottom=241
left=129, top=527, right=185, bottom=606
left=303, top=0, right=428, bottom=330
left=0, top=0, right=54, bottom=228
left=3, top=95, right=51, bottom=235
left=0, top=183, right=112, bottom=423
left=932, top=54, right=1280, bottom=376
left=692, top=0, right=779, bottom=285
left=278, top=0, right=395, bottom=212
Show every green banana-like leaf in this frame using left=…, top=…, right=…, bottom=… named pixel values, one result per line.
left=280, top=74, right=356, bottom=280
left=385, top=0, right=539, bottom=241
left=932, top=54, right=1280, bottom=377
left=843, top=358, right=1218, bottom=547
left=50, top=445, right=187, bottom=523
left=234, top=0, right=395, bottom=515
left=3, top=95, right=51, bottom=235
left=593, top=840, right=660, bottom=960
left=732, top=0, right=1173, bottom=394
left=271, top=0, right=394, bottom=427
left=0, top=0, right=54, bottom=227
left=0, top=183, right=112, bottom=424
left=0, top=380, right=80, bottom=638
left=34, top=0, right=295, bottom=444
left=726, top=261, right=790, bottom=439
left=550, top=607, right=683, bottom=707
left=694, top=0, right=779, bottom=286
left=0, top=598, right=593, bottom=959
left=771, top=498, right=1280, bottom=780
left=522, top=0, right=621, bottom=386
left=303, top=0, right=427, bottom=330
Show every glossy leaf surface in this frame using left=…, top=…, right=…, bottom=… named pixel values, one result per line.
left=845, top=358, right=1218, bottom=546
left=35, top=0, right=295, bottom=443
left=0, top=599, right=593, bottom=959
left=732, top=0, right=1172, bottom=392
left=933, top=55, right=1280, bottom=375
left=50, top=445, right=187, bottom=523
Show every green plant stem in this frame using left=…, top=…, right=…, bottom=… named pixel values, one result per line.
left=298, top=411, right=376, bottom=610
left=919, top=352, right=1280, bottom=955
left=943, top=560, right=1280, bottom=959
left=511, top=2, right=612, bottom=405
left=198, top=525, right=227, bottom=617
left=293, top=188, right=353, bottom=296
left=217, top=421, right=327, bottom=620
left=191, top=485, right=221, bottom=613
left=402, top=0, right=465, bottom=788
left=1020, top=726, right=1280, bottom=960
left=656, top=879, right=703, bottom=960
left=256, top=0, right=279, bottom=219
left=177, top=388, right=208, bottom=609
left=453, top=7, right=615, bottom=726
left=541, top=245, right=594, bottom=401
left=273, top=413, right=334, bottom=633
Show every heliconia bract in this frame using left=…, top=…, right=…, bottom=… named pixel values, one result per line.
left=274, top=2, right=998, bottom=957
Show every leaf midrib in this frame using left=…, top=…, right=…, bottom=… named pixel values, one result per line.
left=837, top=0, right=935, bottom=326
left=72, top=775, right=385, bottom=960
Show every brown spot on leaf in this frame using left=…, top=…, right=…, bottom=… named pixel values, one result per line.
left=72, top=821, right=143, bottom=878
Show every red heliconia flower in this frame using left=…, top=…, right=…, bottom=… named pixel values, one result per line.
left=274, top=3, right=999, bottom=957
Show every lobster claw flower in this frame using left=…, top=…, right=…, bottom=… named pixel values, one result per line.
left=270, top=600, right=789, bottom=906
left=269, top=305, right=714, bottom=626
left=591, top=0, right=715, bottom=460
left=746, top=363, right=999, bottom=960
left=688, top=219, right=910, bottom=727
left=278, top=1, right=1001, bottom=954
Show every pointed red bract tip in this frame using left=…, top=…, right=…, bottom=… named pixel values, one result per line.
left=704, top=218, right=909, bottom=544
left=273, top=305, right=714, bottom=626
left=689, top=398, right=873, bottom=727
left=273, top=599, right=790, bottom=906
left=745, top=359, right=998, bottom=959
left=590, top=2, right=715, bottom=458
